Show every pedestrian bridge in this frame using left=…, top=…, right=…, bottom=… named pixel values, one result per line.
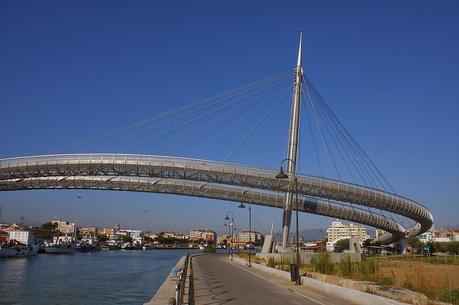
left=0, top=153, right=433, bottom=245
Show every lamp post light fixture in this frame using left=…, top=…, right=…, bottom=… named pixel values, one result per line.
left=238, top=202, right=252, bottom=267
left=224, top=211, right=234, bottom=260
left=276, top=158, right=301, bottom=285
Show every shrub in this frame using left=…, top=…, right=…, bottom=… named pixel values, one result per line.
left=378, top=276, right=393, bottom=287
left=267, top=257, right=276, bottom=268
left=440, top=287, right=459, bottom=305
left=311, top=253, right=334, bottom=274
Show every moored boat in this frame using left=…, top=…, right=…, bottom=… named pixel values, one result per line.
left=0, top=231, right=39, bottom=258
left=44, top=236, right=76, bottom=254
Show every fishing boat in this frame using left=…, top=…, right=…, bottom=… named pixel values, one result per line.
left=0, top=231, right=39, bottom=258
left=76, top=232, right=99, bottom=252
left=44, top=236, right=75, bottom=254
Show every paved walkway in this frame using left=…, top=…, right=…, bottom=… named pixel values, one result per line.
left=192, top=254, right=357, bottom=305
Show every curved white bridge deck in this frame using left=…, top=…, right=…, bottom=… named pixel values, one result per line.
left=0, top=154, right=433, bottom=244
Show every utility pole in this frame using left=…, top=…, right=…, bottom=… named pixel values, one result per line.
left=75, top=196, right=81, bottom=242
left=281, top=32, right=303, bottom=248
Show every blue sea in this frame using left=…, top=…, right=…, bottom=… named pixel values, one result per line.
left=0, top=250, right=187, bottom=305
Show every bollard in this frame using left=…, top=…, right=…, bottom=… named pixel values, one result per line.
left=169, top=297, right=176, bottom=305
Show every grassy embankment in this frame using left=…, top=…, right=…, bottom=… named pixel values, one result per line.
left=236, top=252, right=459, bottom=304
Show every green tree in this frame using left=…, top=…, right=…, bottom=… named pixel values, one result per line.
left=446, top=241, right=459, bottom=255
left=121, top=235, right=133, bottom=243
left=335, top=239, right=350, bottom=251
left=434, top=242, right=448, bottom=253
left=407, top=237, right=424, bottom=251
left=97, top=234, right=108, bottom=242
left=41, top=221, right=58, bottom=231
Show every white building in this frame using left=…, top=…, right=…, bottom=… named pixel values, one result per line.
left=52, top=220, right=75, bottom=235
left=119, top=229, right=143, bottom=245
left=190, top=230, right=216, bottom=242
left=326, top=220, right=370, bottom=252
left=238, top=231, right=263, bottom=244
left=418, top=231, right=433, bottom=243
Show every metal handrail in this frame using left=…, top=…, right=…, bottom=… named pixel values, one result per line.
left=176, top=252, right=190, bottom=305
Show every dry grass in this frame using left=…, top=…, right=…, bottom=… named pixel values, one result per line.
left=377, top=259, right=459, bottom=301
left=301, top=256, right=459, bottom=304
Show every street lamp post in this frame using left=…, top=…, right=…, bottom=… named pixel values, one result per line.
left=276, top=159, right=301, bottom=285
left=238, top=202, right=252, bottom=267
left=75, top=195, right=82, bottom=243
left=224, top=211, right=234, bottom=260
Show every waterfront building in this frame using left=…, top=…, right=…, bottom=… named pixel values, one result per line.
left=147, top=232, right=158, bottom=240
left=431, top=228, right=459, bottom=242
left=237, top=231, right=263, bottom=244
left=119, top=229, right=143, bottom=245
left=162, top=231, right=187, bottom=240
left=419, top=231, right=433, bottom=243
left=326, top=219, right=370, bottom=252
left=217, top=234, right=232, bottom=245
left=101, top=227, right=112, bottom=236
left=190, top=230, right=217, bottom=242
left=80, top=227, right=98, bottom=236
left=52, top=220, right=75, bottom=235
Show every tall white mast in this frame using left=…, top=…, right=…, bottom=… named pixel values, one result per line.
left=281, top=32, right=303, bottom=248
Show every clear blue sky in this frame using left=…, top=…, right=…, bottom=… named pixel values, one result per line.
left=1, top=1, right=458, bottom=234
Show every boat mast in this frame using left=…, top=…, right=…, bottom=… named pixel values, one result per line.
left=75, top=196, right=81, bottom=242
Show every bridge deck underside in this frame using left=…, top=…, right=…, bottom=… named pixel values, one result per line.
left=0, top=154, right=433, bottom=244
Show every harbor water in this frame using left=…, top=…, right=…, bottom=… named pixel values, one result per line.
left=0, top=249, right=187, bottom=305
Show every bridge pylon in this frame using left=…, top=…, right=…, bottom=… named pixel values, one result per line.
left=280, top=32, right=303, bottom=248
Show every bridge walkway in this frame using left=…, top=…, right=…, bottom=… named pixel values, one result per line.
left=192, top=254, right=357, bottom=305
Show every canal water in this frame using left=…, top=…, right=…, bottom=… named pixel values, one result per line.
left=0, top=249, right=188, bottom=305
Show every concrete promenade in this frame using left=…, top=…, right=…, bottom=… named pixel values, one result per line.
left=193, top=254, right=358, bottom=305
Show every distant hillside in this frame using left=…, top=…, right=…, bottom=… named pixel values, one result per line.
left=440, top=224, right=459, bottom=230
left=300, top=229, right=325, bottom=241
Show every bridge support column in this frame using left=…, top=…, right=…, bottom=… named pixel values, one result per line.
left=281, top=193, right=294, bottom=248
left=400, top=237, right=407, bottom=254
left=281, top=32, right=303, bottom=248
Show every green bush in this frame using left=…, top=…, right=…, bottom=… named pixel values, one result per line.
left=311, top=253, right=334, bottom=274
left=378, top=276, right=393, bottom=287
left=440, top=287, right=459, bottom=305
